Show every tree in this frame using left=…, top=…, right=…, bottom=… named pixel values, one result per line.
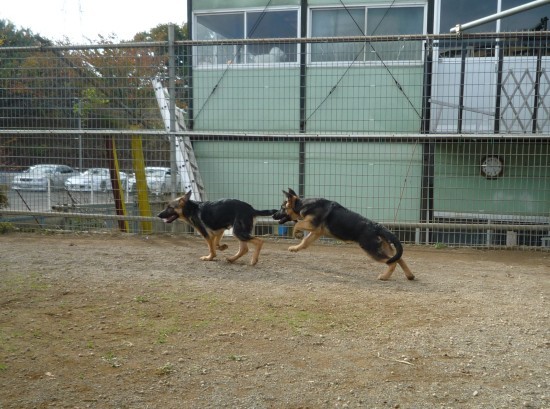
left=0, top=20, right=190, bottom=169
left=132, top=23, right=188, bottom=42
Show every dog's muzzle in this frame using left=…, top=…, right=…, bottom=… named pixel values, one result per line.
left=272, top=209, right=292, bottom=225
left=158, top=211, right=179, bottom=224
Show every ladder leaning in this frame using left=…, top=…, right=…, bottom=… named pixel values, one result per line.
left=152, top=78, right=206, bottom=201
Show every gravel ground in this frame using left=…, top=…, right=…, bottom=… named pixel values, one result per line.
left=0, top=232, right=549, bottom=408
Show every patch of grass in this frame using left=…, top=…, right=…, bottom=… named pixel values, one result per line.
left=102, top=352, right=121, bottom=368
left=31, top=330, right=42, bottom=339
left=134, top=295, right=148, bottom=303
left=191, top=320, right=211, bottom=330
left=0, top=363, right=7, bottom=371
left=157, top=332, right=168, bottom=344
left=257, top=302, right=333, bottom=336
left=434, top=242, right=448, bottom=249
left=285, top=310, right=315, bottom=331
left=156, top=326, right=180, bottom=344
left=156, top=362, right=175, bottom=376
left=1, top=272, right=50, bottom=294
left=228, top=355, right=246, bottom=362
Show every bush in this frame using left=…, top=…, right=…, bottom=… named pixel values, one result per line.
left=0, top=184, right=7, bottom=208
left=0, top=222, right=15, bottom=234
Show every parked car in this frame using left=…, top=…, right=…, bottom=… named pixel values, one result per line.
left=64, top=168, right=128, bottom=192
left=128, top=167, right=180, bottom=195
left=12, top=164, right=77, bottom=191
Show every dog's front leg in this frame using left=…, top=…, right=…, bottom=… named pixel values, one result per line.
left=200, top=236, right=217, bottom=261
left=288, top=218, right=317, bottom=251
left=289, top=230, right=321, bottom=252
left=213, top=232, right=228, bottom=251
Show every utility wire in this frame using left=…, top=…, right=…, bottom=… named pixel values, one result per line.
left=320, top=1, right=421, bottom=224
left=307, top=0, right=422, bottom=122
left=194, top=0, right=274, bottom=121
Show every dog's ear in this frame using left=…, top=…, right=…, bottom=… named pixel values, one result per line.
left=282, top=189, right=289, bottom=198
left=181, top=190, right=192, bottom=203
left=288, top=188, right=298, bottom=197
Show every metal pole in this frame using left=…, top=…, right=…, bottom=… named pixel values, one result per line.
left=532, top=18, right=547, bottom=133
left=168, top=25, right=178, bottom=199
left=450, top=0, right=550, bottom=32
left=78, top=99, right=83, bottom=171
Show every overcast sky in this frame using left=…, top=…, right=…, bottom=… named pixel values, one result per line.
left=2, top=0, right=188, bottom=43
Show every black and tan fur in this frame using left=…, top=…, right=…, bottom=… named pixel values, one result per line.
left=158, top=191, right=276, bottom=265
left=273, top=188, right=415, bottom=281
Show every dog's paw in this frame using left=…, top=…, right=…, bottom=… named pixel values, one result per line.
left=288, top=246, right=300, bottom=252
left=377, top=274, right=391, bottom=281
left=200, top=255, right=215, bottom=261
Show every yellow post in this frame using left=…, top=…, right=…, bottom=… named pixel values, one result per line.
left=131, top=136, right=153, bottom=233
left=106, top=136, right=129, bottom=232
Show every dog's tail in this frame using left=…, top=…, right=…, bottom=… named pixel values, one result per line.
left=254, top=209, right=278, bottom=217
left=376, top=226, right=404, bottom=264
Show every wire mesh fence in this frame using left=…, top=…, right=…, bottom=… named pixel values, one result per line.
left=1, top=32, right=549, bottom=248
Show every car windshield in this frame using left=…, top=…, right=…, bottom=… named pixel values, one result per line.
left=28, top=166, right=55, bottom=174
left=146, top=169, right=166, bottom=177
left=84, top=169, right=107, bottom=176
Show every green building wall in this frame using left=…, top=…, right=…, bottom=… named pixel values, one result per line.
left=434, top=141, right=550, bottom=217
left=192, top=68, right=300, bottom=132
left=305, top=66, right=424, bottom=133
left=192, top=66, right=423, bottom=133
left=193, top=141, right=422, bottom=223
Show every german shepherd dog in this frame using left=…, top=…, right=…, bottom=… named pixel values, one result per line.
left=158, top=191, right=277, bottom=265
left=273, top=188, right=415, bottom=281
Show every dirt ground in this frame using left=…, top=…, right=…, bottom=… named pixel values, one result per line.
left=0, top=232, right=549, bottom=409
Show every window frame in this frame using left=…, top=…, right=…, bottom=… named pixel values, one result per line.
left=193, top=6, right=301, bottom=69
left=308, top=2, right=428, bottom=67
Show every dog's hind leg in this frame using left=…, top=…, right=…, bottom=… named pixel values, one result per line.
left=397, top=259, right=415, bottom=280
left=378, top=262, right=398, bottom=281
left=226, top=237, right=264, bottom=266
left=358, top=236, right=402, bottom=280
left=373, top=254, right=414, bottom=281
left=248, top=237, right=263, bottom=266
left=226, top=240, right=249, bottom=264
left=375, top=238, right=414, bottom=280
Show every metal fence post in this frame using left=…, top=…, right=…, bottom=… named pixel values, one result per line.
left=168, top=24, right=178, bottom=199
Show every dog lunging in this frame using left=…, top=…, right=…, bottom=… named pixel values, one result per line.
left=272, top=188, right=415, bottom=281
left=158, top=191, right=277, bottom=265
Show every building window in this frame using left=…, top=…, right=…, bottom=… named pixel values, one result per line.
left=194, top=9, right=298, bottom=66
left=500, top=0, right=550, bottom=31
left=439, top=0, right=497, bottom=34
left=310, top=5, right=425, bottom=63
left=438, top=0, right=550, bottom=58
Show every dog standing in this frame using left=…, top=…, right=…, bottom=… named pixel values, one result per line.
left=273, top=188, right=415, bottom=281
left=158, top=191, right=276, bottom=265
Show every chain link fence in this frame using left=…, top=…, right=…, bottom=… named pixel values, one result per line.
left=1, top=31, right=549, bottom=248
